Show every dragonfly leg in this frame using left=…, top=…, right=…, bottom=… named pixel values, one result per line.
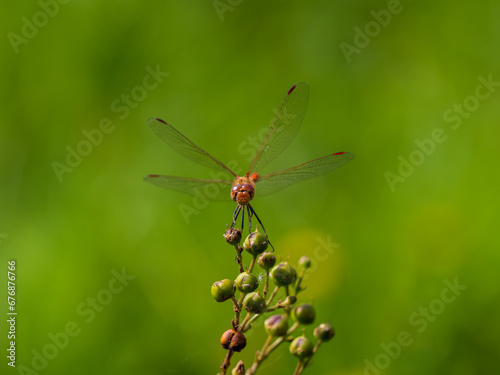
left=247, top=205, right=252, bottom=234
left=241, top=204, right=245, bottom=233
left=248, top=204, right=274, bottom=251
left=231, top=205, right=242, bottom=229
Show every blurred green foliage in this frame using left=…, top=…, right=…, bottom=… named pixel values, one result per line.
left=1, top=1, right=499, bottom=374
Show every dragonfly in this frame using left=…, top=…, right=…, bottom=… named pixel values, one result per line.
left=144, top=83, right=354, bottom=245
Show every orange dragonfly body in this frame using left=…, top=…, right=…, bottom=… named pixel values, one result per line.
left=144, top=83, right=354, bottom=241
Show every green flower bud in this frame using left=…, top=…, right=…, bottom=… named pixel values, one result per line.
left=211, top=279, right=235, bottom=302
left=284, top=295, right=297, bottom=306
left=264, top=314, right=289, bottom=337
left=314, top=322, right=335, bottom=342
left=229, top=332, right=247, bottom=352
left=258, top=252, right=276, bottom=270
left=243, top=292, right=266, bottom=314
left=224, top=228, right=242, bottom=246
left=270, top=262, right=297, bottom=286
left=298, top=256, right=311, bottom=269
left=289, top=336, right=314, bottom=359
left=235, top=272, right=259, bottom=293
left=243, top=231, right=268, bottom=256
left=292, top=303, right=316, bottom=325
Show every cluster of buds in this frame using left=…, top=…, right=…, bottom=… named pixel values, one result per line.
left=212, top=228, right=336, bottom=375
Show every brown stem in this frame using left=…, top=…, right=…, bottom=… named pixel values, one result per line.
left=220, top=349, right=234, bottom=375
left=234, top=245, right=244, bottom=273
left=262, top=271, right=269, bottom=298
left=292, top=360, right=303, bottom=375
left=231, top=296, right=241, bottom=327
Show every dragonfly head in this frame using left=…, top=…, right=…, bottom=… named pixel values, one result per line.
left=231, top=176, right=256, bottom=205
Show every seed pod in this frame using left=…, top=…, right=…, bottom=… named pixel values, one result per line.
left=231, top=360, right=245, bottom=375
left=314, top=322, right=335, bottom=342
left=270, top=262, right=297, bottom=286
left=264, top=314, right=289, bottom=337
left=235, top=272, right=259, bottom=293
left=243, top=292, right=266, bottom=314
left=292, top=303, right=316, bottom=325
left=258, top=252, right=276, bottom=270
left=289, top=336, right=314, bottom=359
left=224, top=228, right=242, bottom=246
left=229, top=332, right=247, bottom=352
left=211, top=279, right=235, bottom=302
left=243, top=231, right=268, bottom=256
left=284, top=295, right=297, bottom=306
left=220, top=329, right=235, bottom=349
left=298, top=256, right=311, bottom=269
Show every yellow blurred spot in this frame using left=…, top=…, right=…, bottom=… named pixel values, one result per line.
left=277, top=228, right=346, bottom=298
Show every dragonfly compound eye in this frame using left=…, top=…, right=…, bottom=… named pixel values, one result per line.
left=230, top=185, right=241, bottom=202
left=231, top=183, right=255, bottom=204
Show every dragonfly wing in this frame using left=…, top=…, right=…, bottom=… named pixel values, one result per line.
left=248, top=83, right=309, bottom=174
left=255, top=152, right=354, bottom=196
left=144, top=175, right=233, bottom=201
left=148, top=118, right=236, bottom=178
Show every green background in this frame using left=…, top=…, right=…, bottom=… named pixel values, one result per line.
left=1, top=1, right=499, bottom=374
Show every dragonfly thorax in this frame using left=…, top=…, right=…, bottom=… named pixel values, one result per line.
left=231, top=175, right=257, bottom=205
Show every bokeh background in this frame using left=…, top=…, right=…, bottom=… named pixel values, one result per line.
left=1, top=1, right=499, bottom=374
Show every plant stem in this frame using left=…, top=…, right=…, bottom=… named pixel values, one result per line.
left=292, top=360, right=303, bottom=375
left=248, top=255, right=257, bottom=273
left=266, top=286, right=280, bottom=308
left=243, top=312, right=260, bottom=332
left=242, top=285, right=281, bottom=329
left=265, top=321, right=299, bottom=351
left=246, top=321, right=300, bottom=374
left=262, top=271, right=269, bottom=298
left=294, top=267, right=306, bottom=296
left=234, top=244, right=244, bottom=273
left=238, top=312, right=254, bottom=332
left=220, top=349, right=234, bottom=375
left=245, top=334, right=273, bottom=374
left=231, top=296, right=241, bottom=327
left=299, top=340, right=322, bottom=372
left=235, top=291, right=248, bottom=330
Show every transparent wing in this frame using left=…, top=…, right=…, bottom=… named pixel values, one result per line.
left=148, top=118, right=236, bottom=178
left=248, top=83, right=309, bottom=174
left=144, top=174, right=233, bottom=201
left=255, top=152, right=354, bottom=196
